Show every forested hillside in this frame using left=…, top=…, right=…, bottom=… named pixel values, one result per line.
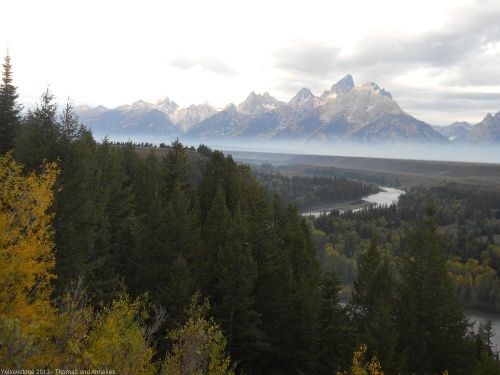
left=1, top=53, right=500, bottom=374
left=308, top=184, right=500, bottom=313
left=252, top=167, right=380, bottom=211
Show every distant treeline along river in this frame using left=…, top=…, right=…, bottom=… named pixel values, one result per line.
left=305, top=187, right=406, bottom=217
left=467, top=312, right=500, bottom=354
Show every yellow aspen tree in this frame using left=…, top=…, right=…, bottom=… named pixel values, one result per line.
left=336, top=344, right=384, bottom=375
left=50, top=276, right=95, bottom=369
left=161, top=293, right=235, bottom=375
left=0, top=152, right=59, bottom=367
left=81, top=294, right=157, bottom=375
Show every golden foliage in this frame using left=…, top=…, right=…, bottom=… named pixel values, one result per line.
left=336, top=344, right=384, bottom=375
left=0, top=153, right=59, bottom=367
left=81, top=294, right=157, bottom=374
left=161, top=293, right=235, bottom=375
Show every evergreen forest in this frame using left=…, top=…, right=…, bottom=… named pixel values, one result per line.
left=2, top=51, right=500, bottom=374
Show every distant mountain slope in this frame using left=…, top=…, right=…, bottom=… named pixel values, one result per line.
left=186, top=104, right=249, bottom=139
left=171, top=102, right=219, bottom=132
left=237, top=92, right=285, bottom=115
left=76, top=106, right=182, bottom=140
left=467, top=111, right=500, bottom=143
left=76, top=97, right=219, bottom=139
left=352, top=113, right=447, bottom=142
left=432, top=122, right=473, bottom=142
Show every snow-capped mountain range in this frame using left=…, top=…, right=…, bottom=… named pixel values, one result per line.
left=74, top=74, right=500, bottom=144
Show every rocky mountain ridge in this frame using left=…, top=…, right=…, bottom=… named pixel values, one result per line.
left=74, top=75, right=499, bottom=144
left=75, top=97, right=218, bottom=135
left=431, top=112, right=500, bottom=144
left=467, top=111, right=500, bottom=143
left=432, top=122, right=473, bottom=142
left=187, top=75, right=447, bottom=143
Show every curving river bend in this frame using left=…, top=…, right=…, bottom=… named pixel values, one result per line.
left=303, top=186, right=406, bottom=217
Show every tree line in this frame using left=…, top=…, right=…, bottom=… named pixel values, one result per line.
left=253, top=167, right=380, bottom=212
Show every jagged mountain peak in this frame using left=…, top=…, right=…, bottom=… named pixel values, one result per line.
left=113, top=99, right=152, bottom=112
left=368, top=82, right=392, bottom=99
left=467, top=110, right=500, bottom=143
left=131, top=99, right=149, bottom=108
left=320, top=74, right=355, bottom=101
left=170, top=101, right=219, bottom=132
left=315, top=79, right=403, bottom=131
left=342, top=73, right=353, bottom=81
left=288, top=87, right=316, bottom=108
left=296, top=87, right=314, bottom=99
left=75, top=105, right=108, bottom=114
left=330, top=74, right=355, bottom=95
left=153, top=96, right=179, bottom=114
left=237, top=91, right=285, bottom=115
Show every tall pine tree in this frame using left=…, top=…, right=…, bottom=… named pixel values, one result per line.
left=316, top=270, right=353, bottom=374
left=0, top=50, right=21, bottom=155
left=212, top=205, right=262, bottom=371
left=350, top=235, right=397, bottom=373
left=14, top=87, right=59, bottom=172
left=397, top=198, right=476, bottom=375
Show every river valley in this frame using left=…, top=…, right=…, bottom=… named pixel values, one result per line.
left=301, top=186, right=406, bottom=217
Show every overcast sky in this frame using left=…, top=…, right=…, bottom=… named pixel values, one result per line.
left=2, top=0, right=499, bottom=126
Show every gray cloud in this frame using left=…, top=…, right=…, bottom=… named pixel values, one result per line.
left=272, top=40, right=341, bottom=76
left=270, top=1, right=500, bottom=124
left=390, top=87, right=500, bottom=125
left=272, top=1, right=500, bottom=77
left=168, top=55, right=238, bottom=76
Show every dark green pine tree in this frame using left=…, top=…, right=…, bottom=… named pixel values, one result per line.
left=474, top=320, right=500, bottom=375
left=0, top=50, right=22, bottom=155
left=14, top=87, right=60, bottom=172
left=316, top=270, right=354, bottom=374
left=154, top=181, right=200, bottom=325
left=262, top=196, right=322, bottom=375
left=163, top=181, right=201, bottom=263
left=197, top=151, right=242, bottom=221
left=52, top=118, right=102, bottom=292
left=83, top=138, right=136, bottom=303
left=162, top=139, right=194, bottom=202
left=398, top=199, right=476, bottom=375
left=198, top=186, right=232, bottom=301
left=212, top=205, right=263, bottom=371
left=478, top=319, right=495, bottom=356
left=155, top=253, right=195, bottom=327
left=254, top=194, right=296, bottom=374
left=284, top=209, right=322, bottom=375
left=349, top=235, right=397, bottom=373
